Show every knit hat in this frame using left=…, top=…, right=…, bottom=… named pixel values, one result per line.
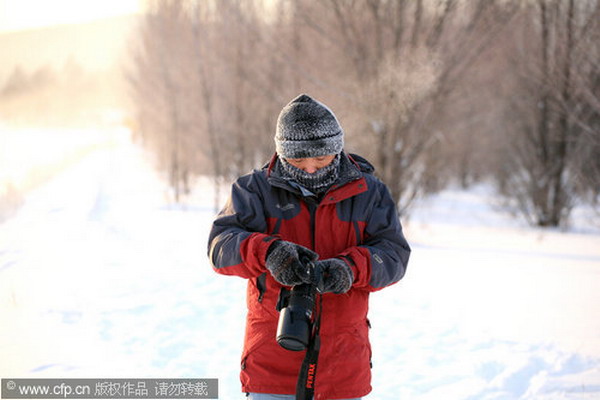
left=275, top=94, right=344, bottom=159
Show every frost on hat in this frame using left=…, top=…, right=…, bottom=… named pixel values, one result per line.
left=275, top=94, right=344, bottom=159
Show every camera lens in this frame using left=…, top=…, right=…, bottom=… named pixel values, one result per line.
left=276, top=306, right=310, bottom=351
left=276, top=283, right=315, bottom=351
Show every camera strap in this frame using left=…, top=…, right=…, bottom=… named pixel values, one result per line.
left=295, top=294, right=322, bottom=400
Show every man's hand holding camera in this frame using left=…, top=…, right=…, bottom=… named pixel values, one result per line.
left=265, top=240, right=318, bottom=286
left=265, top=240, right=354, bottom=294
left=315, top=258, right=353, bottom=294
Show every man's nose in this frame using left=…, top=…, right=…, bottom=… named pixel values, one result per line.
left=303, top=164, right=318, bottom=173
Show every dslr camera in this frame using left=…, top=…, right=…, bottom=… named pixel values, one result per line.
left=276, top=260, right=323, bottom=351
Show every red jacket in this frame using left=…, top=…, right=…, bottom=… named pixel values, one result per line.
left=208, top=153, right=410, bottom=399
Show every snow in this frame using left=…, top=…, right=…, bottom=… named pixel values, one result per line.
left=1, top=128, right=599, bottom=399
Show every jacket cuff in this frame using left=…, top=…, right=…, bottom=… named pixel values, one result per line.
left=241, top=233, right=280, bottom=272
left=338, top=247, right=371, bottom=288
left=338, top=255, right=357, bottom=284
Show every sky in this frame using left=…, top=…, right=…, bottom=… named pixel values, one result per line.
left=0, top=0, right=143, bottom=33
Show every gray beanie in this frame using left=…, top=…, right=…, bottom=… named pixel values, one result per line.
left=275, top=94, right=344, bottom=159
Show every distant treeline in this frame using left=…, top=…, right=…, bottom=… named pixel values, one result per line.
left=128, top=0, right=600, bottom=227
left=0, top=59, right=126, bottom=127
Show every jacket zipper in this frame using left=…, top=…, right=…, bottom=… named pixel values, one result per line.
left=306, top=198, right=318, bottom=251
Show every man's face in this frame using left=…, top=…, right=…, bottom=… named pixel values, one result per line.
left=285, top=154, right=336, bottom=174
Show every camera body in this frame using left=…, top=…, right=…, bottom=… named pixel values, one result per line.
left=276, top=261, right=323, bottom=351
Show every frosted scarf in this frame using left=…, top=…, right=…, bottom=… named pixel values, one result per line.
left=279, top=154, right=341, bottom=195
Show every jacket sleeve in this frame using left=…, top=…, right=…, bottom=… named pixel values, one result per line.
left=207, top=173, right=279, bottom=279
left=338, top=179, right=411, bottom=292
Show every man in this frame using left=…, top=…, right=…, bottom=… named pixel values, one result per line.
left=208, top=94, right=411, bottom=400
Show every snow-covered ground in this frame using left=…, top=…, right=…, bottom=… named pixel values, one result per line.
left=1, top=129, right=599, bottom=400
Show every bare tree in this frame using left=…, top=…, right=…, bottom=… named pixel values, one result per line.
left=570, top=1, right=600, bottom=204
left=128, top=0, right=195, bottom=202
left=129, top=0, right=294, bottom=209
left=493, top=0, right=600, bottom=227
left=290, top=0, right=517, bottom=214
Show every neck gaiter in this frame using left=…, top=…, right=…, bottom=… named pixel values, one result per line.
left=279, top=154, right=340, bottom=194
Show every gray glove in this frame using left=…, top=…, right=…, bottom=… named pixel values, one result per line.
left=265, top=240, right=318, bottom=286
left=316, top=258, right=354, bottom=294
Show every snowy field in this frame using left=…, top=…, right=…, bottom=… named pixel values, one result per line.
left=1, top=129, right=599, bottom=400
